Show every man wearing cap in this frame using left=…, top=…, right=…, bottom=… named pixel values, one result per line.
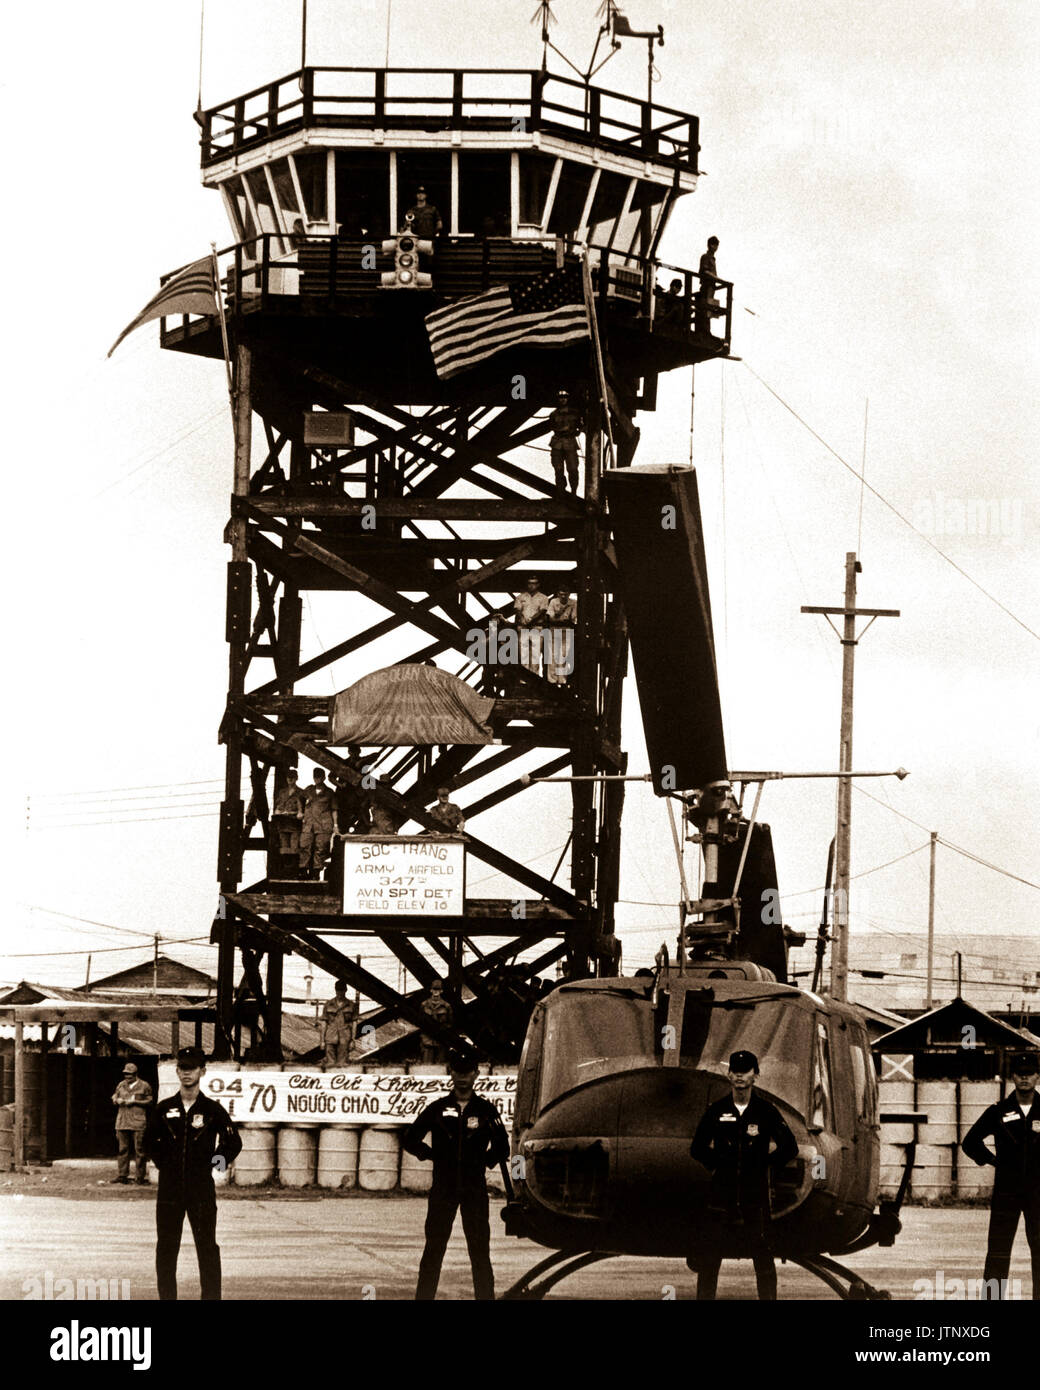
left=401, top=1050, right=510, bottom=1300
left=689, top=1048, right=799, bottom=1299
left=143, top=1046, right=242, bottom=1301
left=548, top=390, right=582, bottom=493
left=111, top=1062, right=153, bottom=1186
left=961, top=1051, right=1040, bottom=1298
left=404, top=186, right=442, bottom=239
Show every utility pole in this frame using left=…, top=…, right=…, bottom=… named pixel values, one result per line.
left=926, top=830, right=937, bottom=1008
left=802, top=553, right=899, bottom=1001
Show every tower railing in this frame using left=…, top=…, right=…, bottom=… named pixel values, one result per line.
left=158, top=234, right=732, bottom=353
left=200, top=67, right=699, bottom=173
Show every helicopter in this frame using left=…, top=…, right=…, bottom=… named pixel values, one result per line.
left=499, top=464, right=915, bottom=1300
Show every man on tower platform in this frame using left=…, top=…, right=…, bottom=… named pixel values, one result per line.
left=404, top=186, right=443, bottom=238
left=548, top=390, right=582, bottom=492
left=695, top=236, right=720, bottom=334
left=402, top=1050, right=510, bottom=1300
left=271, top=767, right=305, bottom=873
left=961, top=1051, right=1040, bottom=1299
left=514, top=574, right=548, bottom=676
left=689, top=1048, right=798, bottom=1300
left=299, top=767, right=336, bottom=877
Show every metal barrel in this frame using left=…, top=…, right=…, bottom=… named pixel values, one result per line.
left=398, top=1144, right=432, bottom=1193
left=232, top=1124, right=278, bottom=1186
left=278, top=1124, right=318, bottom=1187
left=358, top=1126, right=400, bottom=1191
left=317, top=1125, right=359, bottom=1189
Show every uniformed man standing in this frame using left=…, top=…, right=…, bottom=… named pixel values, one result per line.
left=695, top=235, right=720, bottom=334
left=548, top=390, right=582, bottom=492
left=143, top=1046, right=241, bottom=1301
left=513, top=574, right=549, bottom=676
left=961, top=1050, right=1040, bottom=1299
left=689, top=1048, right=798, bottom=1300
left=419, top=977, right=454, bottom=1065
left=404, top=186, right=443, bottom=238
left=321, top=979, right=357, bottom=1068
left=271, top=767, right=305, bottom=873
left=299, top=767, right=336, bottom=877
left=402, top=1051, right=509, bottom=1300
left=110, top=1062, right=153, bottom=1185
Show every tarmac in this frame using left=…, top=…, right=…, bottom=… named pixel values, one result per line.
left=1, top=1162, right=1035, bottom=1301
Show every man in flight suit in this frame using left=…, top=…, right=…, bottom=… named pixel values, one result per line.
left=402, top=1050, right=510, bottom=1300
left=321, top=979, right=357, bottom=1068
left=690, top=1048, right=799, bottom=1300
left=961, top=1050, right=1040, bottom=1299
left=143, top=1046, right=241, bottom=1301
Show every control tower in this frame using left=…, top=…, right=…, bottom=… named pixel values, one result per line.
left=160, top=63, right=732, bottom=1060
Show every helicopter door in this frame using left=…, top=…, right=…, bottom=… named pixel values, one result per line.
left=846, top=1026, right=881, bottom=1212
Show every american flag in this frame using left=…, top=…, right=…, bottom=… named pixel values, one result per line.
left=425, top=266, right=590, bottom=380
left=108, top=256, right=220, bottom=357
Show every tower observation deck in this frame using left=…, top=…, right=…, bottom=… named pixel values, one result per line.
left=159, top=63, right=733, bottom=1062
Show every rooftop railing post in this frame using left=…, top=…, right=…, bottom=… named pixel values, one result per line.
left=233, top=98, right=245, bottom=154
left=641, top=100, right=653, bottom=158
left=452, top=72, right=464, bottom=128
left=588, top=87, right=600, bottom=143
left=267, top=81, right=279, bottom=139
left=690, top=117, right=700, bottom=173
left=723, top=282, right=732, bottom=346
left=530, top=71, right=543, bottom=133
left=302, top=67, right=314, bottom=126
left=374, top=70, right=386, bottom=126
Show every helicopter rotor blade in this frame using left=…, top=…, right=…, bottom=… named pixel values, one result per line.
left=604, top=465, right=727, bottom=794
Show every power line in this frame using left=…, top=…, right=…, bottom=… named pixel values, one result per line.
left=1, top=936, right=211, bottom=960
left=31, top=778, right=224, bottom=800
left=30, top=787, right=223, bottom=808
left=781, top=842, right=930, bottom=900
left=29, top=810, right=221, bottom=832
left=743, top=363, right=1040, bottom=643
left=935, top=837, right=1040, bottom=892
left=19, top=907, right=157, bottom=939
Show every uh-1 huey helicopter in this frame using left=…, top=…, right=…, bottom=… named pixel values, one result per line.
left=499, top=463, right=918, bottom=1300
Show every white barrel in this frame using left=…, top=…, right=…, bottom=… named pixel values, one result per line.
left=232, top=1125, right=277, bottom=1186
left=878, top=1078, right=915, bottom=1145
left=399, top=1146, right=433, bottom=1193
left=358, top=1127, right=400, bottom=1191
left=918, top=1081, right=957, bottom=1145
left=912, top=1142, right=953, bottom=1200
left=317, top=1126, right=359, bottom=1189
left=278, top=1125, right=318, bottom=1187
left=959, top=1081, right=999, bottom=1140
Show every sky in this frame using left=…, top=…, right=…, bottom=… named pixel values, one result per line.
left=2, top=0, right=1038, bottom=1007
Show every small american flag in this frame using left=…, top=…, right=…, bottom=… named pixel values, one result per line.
left=425, top=266, right=590, bottom=380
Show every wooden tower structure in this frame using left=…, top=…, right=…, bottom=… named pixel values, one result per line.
left=159, top=63, right=732, bottom=1060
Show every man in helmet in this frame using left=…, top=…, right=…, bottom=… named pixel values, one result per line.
left=689, top=1048, right=799, bottom=1299
left=548, top=390, right=583, bottom=493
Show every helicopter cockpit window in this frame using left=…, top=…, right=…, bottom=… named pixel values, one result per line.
left=538, top=994, right=653, bottom=1111
left=811, top=1019, right=834, bottom=1130
left=681, top=997, right=813, bottom=1117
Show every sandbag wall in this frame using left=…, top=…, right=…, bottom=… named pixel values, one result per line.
left=149, top=1065, right=516, bottom=1194
left=878, top=1074, right=1003, bottom=1201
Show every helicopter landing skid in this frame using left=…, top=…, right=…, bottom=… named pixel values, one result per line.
left=499, top=1250, right=616, bottom=1300
left=786, top=1253, right=892, bottom=1300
